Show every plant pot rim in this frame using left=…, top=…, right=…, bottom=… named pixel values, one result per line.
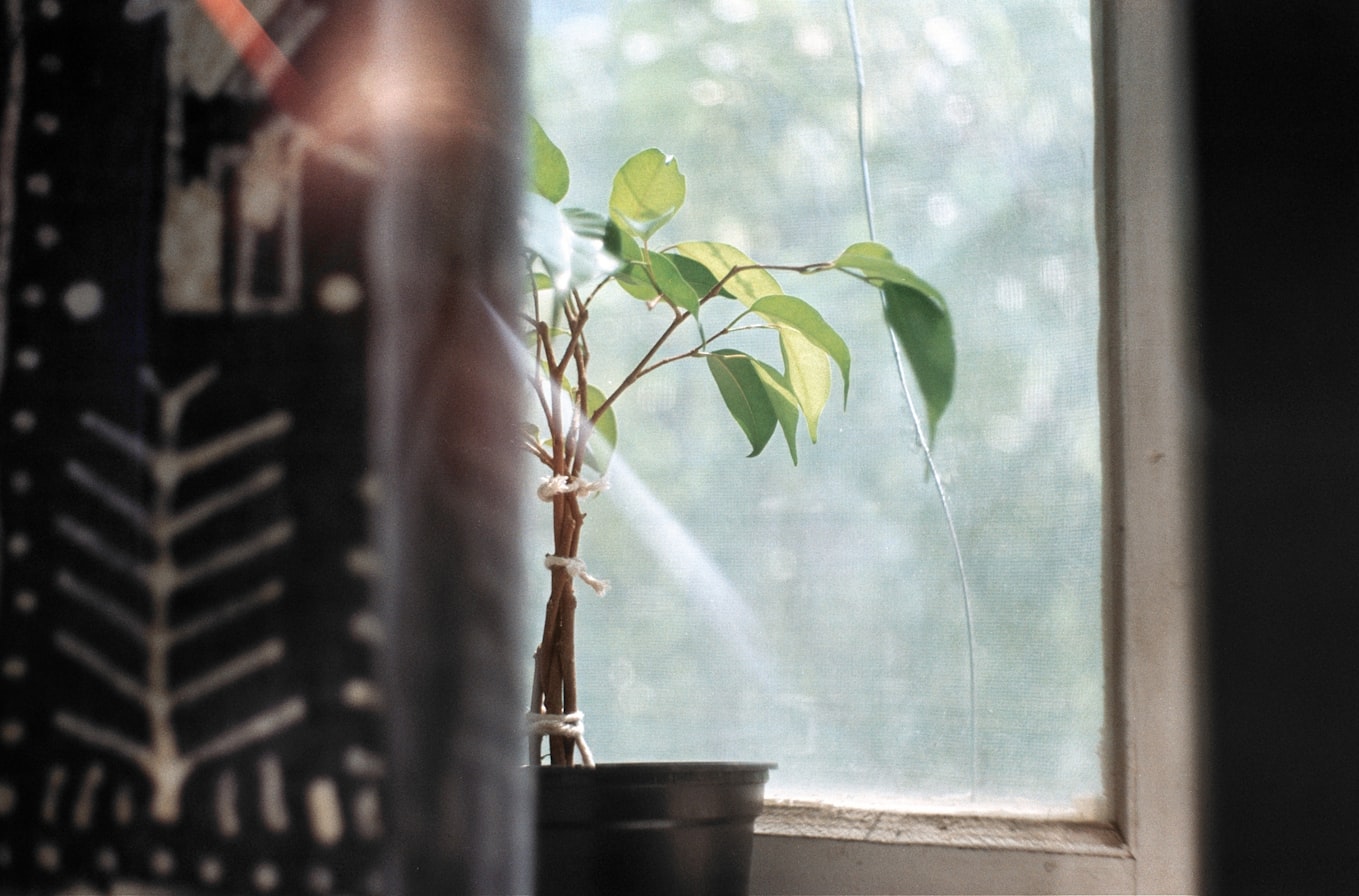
left=534, top=762, right=771, bottom=895
left=533, top=761, right=775, bottom=782
left=534, top=760, right=775, bottom=830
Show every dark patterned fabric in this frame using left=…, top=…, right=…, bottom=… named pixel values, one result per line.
left=0, top=2, right=385, bottom=893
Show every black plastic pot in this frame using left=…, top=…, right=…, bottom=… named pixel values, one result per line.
left=534, top=762, right=773, bottom=896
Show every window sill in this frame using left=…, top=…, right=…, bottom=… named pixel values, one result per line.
left=757, top=799, right=1129, bottom=856
left=751, top=801, right=1136, bottom=895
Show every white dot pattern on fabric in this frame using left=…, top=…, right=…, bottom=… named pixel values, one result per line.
left=35, top=842, right=59, bottom=872
left=95, top=848, right=118, bottom=874
left=317, top=273, right=363, bottom=314
left=63, top=281, right=104, bottom=320
left=150, top=848, right=175, bottom=877
left=199, top=856, right=224, bottom=885
left=254, top=862, right=281, bottom=893
left=0, top=14, right=392, bottom=886
left=0, top=721, right=24, bottom=745
left=307, top=865, right=334, bottom=894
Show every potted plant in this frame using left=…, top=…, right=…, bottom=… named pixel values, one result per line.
left=520, top=118, right=955, bottom=895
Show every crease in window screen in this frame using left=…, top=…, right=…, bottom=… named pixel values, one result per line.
left=524, top=0, right=1102, bottom=812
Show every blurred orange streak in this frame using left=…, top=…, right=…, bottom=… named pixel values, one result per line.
left=193, top=0, right=304, bottom=110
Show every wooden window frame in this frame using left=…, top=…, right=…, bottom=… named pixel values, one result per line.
left=749, top=2, right=1201, bottom=892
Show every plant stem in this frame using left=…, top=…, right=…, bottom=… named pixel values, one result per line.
left=530, top=490, right=586, bottom=767
left=529, top=295, right=595, bottom=765
left=592, top=308, right=689, bottom=424
left=552, top=297, right=587, bottom=382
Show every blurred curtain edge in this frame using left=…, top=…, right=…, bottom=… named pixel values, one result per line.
left=367, top=2, right=532, bottom=894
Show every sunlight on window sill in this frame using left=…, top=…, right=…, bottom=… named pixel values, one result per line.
left=757, top=798, right=1129, bottom=856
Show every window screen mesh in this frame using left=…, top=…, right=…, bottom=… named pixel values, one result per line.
left=525, top=0, right=1101, bottom=811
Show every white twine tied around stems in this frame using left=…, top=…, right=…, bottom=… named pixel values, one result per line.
left=536, top=474, right=608, bottom=502
left=527, top=710, right=596, bottom=767
left=544, top=555, right=609, bottom=596
left=534, top=475, right=606, bottom=764
left=539, top=475, right=610, bottom=594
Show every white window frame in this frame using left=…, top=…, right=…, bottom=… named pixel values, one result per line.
left=749, top=2, right=1201, bottom=892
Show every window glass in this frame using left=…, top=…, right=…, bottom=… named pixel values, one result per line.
left=524, top=0, right=1101, bottom=810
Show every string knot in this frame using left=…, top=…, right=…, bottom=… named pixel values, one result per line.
left=527, top=710, right=595, bottom=767
left=537, top=474, right=608, bottom=502
left=544, top=555, right=609, bottom=596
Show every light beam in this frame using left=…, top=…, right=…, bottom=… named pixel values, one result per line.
left=193, top=0, right=303, bottom=108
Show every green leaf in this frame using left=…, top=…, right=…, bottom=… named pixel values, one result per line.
left=644, top=249, right=701, bottom=317
left=883, top=281, right=956, bottom=441
left=753, top=359, right=802, bottom=464
left=665, top=252, right=720, bottom=299
left=705, top=350, right=801, bottom=462
left=837, top=240, right=893, bottom=262
left=527, top=116, right=569, bottom=203
left=778, top=328, right=831, bottom=442
left=706, top=350, right=776, bottom=458
left=610, top=252, right=709, bottom=327
left=583, top=384, right=618, bottom=473
left=521, top=196, right=619, bottom=295
left=749, top=294, right=852, bottom=404
left=609, top=148, right=686, bottom=241
left=604, top=218, right=643, bottom=263
left=834, top=242, right=948, bottom=313
left=614, top=261, right=662, bottom=301
left=561, top=208, right=621, bottom=287
left=561, top=207, right=607, bottom=241
left=522, top=192, right=573, bottom=294
left=605, top=224, right=652, bottom=301
left=833, top=243, right=953, bottom=438
left=674, top=241, right=781, bottom=306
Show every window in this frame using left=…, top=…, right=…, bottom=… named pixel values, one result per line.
left=526, top=0, right=1198, bottom=891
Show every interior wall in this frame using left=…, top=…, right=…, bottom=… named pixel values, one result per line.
left=1192, top=2, right=1359, bottom=893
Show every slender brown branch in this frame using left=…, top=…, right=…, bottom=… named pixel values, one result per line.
left=570, top=335, right=591, bottom=480
left=533, top=490, right=587, bottom=766
left=530, top=272, right=547, bottom=364
left=535, top=319, right=559, bottom=374
left=530, top=368, right=557, bottom=441
left=589, top=317, right=773, bottom=427
left=551, top=296, right=589, bottom=381
left=581, top=274, right=615, bottom=308
left=592, top=309, right=690, bottom=424
left=533, top=496, right=575, bottom=764
left=522, top=434, right=553, bottom=467
left=557, top=495, right=585, bottom=765
left=633, top=321, right=772, bottom=380
left=549, top=395, right=564, bottom=472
